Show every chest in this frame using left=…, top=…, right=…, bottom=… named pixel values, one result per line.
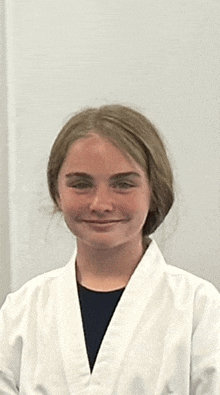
left=19, top=284, right=193, bottom=395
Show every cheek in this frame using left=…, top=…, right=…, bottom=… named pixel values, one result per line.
left=125, top=193, right=151, bottom=212
left=61, top=195, right=89, bottom=220
left=118, top=197, right=150, bottom=224
left=57, top=190, right=77, bottom=213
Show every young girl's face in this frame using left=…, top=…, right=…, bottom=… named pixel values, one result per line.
left=57, top=133, right=152, bottom=250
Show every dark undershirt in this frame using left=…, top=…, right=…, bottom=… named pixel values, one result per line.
left=77, top=281, right=125, bottom=372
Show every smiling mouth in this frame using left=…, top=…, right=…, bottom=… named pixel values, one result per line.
left=83, top=220, right=122, bottom=224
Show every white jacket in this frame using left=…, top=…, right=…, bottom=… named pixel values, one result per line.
left=0, top=239, right=220, bottom=394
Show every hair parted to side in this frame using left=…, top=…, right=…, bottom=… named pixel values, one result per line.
left=47, top=104, right=174, bottom=236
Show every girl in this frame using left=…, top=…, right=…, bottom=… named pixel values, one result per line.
left=0, top=104, right=219, bottom=394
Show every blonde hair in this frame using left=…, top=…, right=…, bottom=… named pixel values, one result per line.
left=47, top=104, right=174, bottom=236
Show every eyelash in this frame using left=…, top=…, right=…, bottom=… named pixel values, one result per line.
left=70, top=182, right=135, bottom=190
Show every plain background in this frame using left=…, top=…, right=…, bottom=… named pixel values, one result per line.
left=0, top=0, right=220, bottom=306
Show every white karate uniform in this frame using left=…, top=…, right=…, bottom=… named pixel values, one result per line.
left=0, top=239, right=220, bottom=394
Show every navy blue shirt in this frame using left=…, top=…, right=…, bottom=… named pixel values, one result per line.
left=77, top=282, right=125, bottom=372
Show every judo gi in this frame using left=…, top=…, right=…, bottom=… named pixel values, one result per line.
left=0, top=239, right=220, bottom=394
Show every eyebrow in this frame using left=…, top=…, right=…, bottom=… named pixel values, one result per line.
left=65, top=172, right=141, bottom=181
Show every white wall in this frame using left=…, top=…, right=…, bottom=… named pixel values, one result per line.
left=2, top=0, right=220, bottom=302
left=0, top=0, right=10, bottom=306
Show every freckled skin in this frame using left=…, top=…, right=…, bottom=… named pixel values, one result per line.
left=56, top=133, right=152, bottom=289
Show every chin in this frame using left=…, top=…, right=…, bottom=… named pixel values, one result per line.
left=78, top=235, right=124, bottom=250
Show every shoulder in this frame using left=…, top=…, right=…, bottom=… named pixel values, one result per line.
left=165, top=264, right=220, bottom=323
left=164, top=262, right=220, bottom=300
left=165, top=262, right=219, bottom=291
left=149, top=239, right=220, bottom=312
left=149, top=240, right=220, bottom=347
left=0, top=262, right=74, bottom=389
left=0, top=259, right=74, bottom=317
left=150, top=239, right=219, bottom=292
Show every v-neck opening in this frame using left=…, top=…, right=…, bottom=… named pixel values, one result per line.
left=77, top=281, right=126, bottom=293
left=77, top=280, right=125, bottom=372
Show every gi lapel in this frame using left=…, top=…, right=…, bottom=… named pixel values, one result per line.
left=56, top=249, right=91, bottom=393
left=88, top=239, right=166, bottom=394
left=56, top=239, right=166, bottom=394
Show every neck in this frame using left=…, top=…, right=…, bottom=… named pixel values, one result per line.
left=75, top=236, right=150, bottom=291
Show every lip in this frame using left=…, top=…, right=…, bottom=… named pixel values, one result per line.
left=83, top=220, right=122, bottom=224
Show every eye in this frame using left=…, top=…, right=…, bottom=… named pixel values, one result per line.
left=114, top=182, right=135, bottom=189
left=71, top=182, right=92, bottom=189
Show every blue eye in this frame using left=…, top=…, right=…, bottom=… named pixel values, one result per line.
left=115, top=182, right=135, bottom=189
left=71, top=183, right=92, bottom=189
left=69, top=181, right=135, bottom=190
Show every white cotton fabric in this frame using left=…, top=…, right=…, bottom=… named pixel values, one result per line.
left=0, top=239, right=220, bottom=395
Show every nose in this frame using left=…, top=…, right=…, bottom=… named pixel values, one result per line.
left=89, top=185, right=113, bottom=213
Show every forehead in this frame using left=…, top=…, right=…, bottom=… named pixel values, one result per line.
left=61, top=133, right=145, bottom=176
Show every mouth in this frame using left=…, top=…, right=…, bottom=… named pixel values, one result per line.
left=83, top=220, right=122, bottom=224
left=81, top=220, right=124, bottom=232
